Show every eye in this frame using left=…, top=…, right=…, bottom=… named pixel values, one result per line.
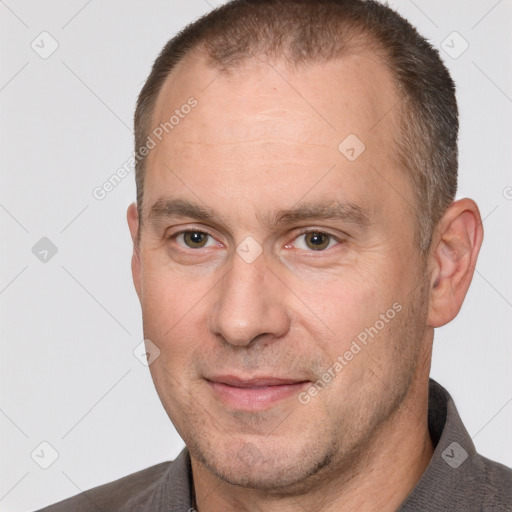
left=176, top=230, right=217, bottom=249
left=292, top=231, right=339, bottom=251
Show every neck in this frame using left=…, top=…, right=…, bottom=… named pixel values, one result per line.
left=191, top=374, right=434, bottom=512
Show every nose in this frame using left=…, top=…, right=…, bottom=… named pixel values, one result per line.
left=208, top=250, right=290, bottom=347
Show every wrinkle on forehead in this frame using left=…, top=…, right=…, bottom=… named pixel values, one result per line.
left=150, top=48, right=400, bottom=144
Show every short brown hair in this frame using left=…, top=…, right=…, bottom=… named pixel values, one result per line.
left=134, top=0, right=458, bottom=252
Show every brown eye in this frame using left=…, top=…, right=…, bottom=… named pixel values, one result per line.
left=182, top=231, right=210, bottom=248
left=304, top=232, right=331, bottom=250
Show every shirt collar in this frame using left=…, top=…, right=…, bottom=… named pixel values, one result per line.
left=398, top=378, right=485, bottom=510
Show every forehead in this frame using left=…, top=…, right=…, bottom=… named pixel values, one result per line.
left=143, top=48, right=410, bottom=227
left=151, top=47, right=399, bottom=138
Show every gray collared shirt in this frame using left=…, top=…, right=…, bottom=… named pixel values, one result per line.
left=36, top=379, right=512, bottom=511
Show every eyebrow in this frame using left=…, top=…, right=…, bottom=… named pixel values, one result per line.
left=147, top=197, right=371, bottom=231
left=269, top=201, right=371, bottom=229
left=148, top=198, right=228, bottom=227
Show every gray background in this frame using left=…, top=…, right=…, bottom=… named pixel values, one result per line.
left=0, top=0, right=511, bottom=510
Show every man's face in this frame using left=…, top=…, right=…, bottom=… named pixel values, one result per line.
left=129, top=50, right=431, bottom=492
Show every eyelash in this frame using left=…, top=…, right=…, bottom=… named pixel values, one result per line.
left=168, top=227, right=343, bottom=251
left=288, top=228, right=342, bottom=250
left=172, top=229, right=218, bottom=248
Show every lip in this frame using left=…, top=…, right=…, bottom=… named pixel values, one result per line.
left=205, top=375, right=309, bottom=411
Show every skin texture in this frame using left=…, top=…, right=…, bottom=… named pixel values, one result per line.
left=127, top=48, right=483, bottom=511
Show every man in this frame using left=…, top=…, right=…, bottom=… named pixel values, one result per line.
left=37, top=0, right=512, bottom=510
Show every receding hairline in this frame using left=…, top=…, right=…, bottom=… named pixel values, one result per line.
left=149, top=40, right=399, bottom=138
left=146, top=27, right=392, bottom=133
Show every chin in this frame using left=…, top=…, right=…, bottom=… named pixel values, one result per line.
left=193, top=435, right=336, bottom=494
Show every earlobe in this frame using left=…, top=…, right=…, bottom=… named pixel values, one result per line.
left=427, top=199, right=484, bottom=328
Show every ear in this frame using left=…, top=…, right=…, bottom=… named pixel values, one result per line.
left=127, top=203, right=142, bottom=299
left=427, top=198, right=484, bottom=328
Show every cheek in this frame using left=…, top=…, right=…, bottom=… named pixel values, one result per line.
left=295, top=266, right=383, bottom=337
left=138, top=262, right=211, bottom=367
left=141, top=278, right=208, bottom=422
left=140, top=252, right=208, bottom=324
left=291, top=256, right=410, bottom=380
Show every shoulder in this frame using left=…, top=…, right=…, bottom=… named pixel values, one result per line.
left=478, top=454, right=512, bottom=508
left=34, top=461, right=171, bottom=511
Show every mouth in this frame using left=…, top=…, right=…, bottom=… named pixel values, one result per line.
left=205, top=375, right=310, bottom=411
